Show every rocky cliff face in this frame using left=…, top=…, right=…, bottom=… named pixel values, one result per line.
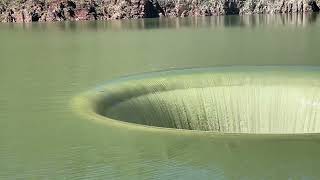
left=0, top=0, right=319, bottom=23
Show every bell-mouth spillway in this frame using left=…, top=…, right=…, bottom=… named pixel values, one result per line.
left=73, top=67, right=320, bottom=134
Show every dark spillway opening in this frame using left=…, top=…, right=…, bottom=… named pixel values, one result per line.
left=93, top=68, right=320, bottom=134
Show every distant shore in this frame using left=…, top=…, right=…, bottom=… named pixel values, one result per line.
left=0, top=0, right=319, bottom=23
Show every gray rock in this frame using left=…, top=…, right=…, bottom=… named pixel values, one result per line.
left=0, top=0, right=319, bottom=23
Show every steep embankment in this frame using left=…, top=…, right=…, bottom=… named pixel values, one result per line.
left=0, top=0, right=319, bottom=23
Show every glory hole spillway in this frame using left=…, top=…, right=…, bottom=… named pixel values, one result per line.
left=1, top=15, right=320, bottom=179
left=75, top=67, right=320, bottom=134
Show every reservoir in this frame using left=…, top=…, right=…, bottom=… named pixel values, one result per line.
left=1, top=14, right=320, bottom=179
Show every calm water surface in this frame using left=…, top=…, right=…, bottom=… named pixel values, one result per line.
left=1, top=14, right=320, bottom=179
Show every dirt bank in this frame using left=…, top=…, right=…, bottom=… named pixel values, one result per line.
left=0, top=0, right=319, bottom=23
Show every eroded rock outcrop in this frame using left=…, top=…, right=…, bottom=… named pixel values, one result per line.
left=0, top=0, right=319, bottom=23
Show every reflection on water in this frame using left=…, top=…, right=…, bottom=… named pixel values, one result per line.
left=1, top=13, right=319, bottom=31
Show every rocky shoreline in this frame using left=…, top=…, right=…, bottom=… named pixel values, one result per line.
left=0, top=0, right=319, bottom=23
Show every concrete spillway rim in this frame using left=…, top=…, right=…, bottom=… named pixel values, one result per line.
left=71, top=66, right=320, bottom=138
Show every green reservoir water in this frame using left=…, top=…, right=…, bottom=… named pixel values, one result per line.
left=1, top=14, right=320, bottom=179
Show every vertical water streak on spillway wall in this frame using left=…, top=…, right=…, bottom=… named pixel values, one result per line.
left=0, top=0, right=319, bottom=23
left=104, top=86, right=320, bottom=133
